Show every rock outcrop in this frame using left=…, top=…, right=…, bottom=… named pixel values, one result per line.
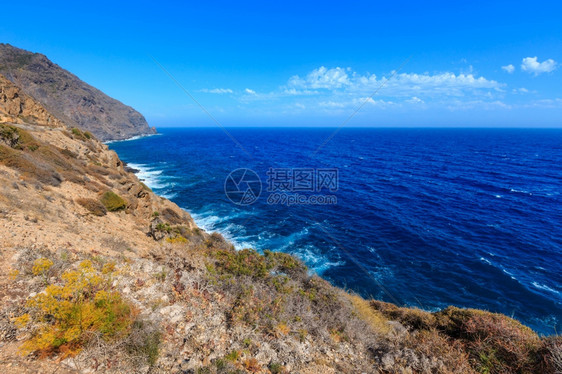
left=0, top=75, right=64, bottom=127
left=0, top=44, right=156, bottom=141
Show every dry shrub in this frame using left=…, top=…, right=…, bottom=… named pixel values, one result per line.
left=161, top=207, right=183, bottom=224
left=36, top=146, right=73, bottom=171
left=370, top=300, right=437, bottom=330
left=76, top=198, right=107, bottom=216
left=59, top=148, right=78, bottom=159
left=15, top=260, right=136, bottom=358
left=400, top=329, right=475, bottom=374
left=15, top=248, right=67, bottom=279
left=123, top=320, right=161, bottom=367
left=101, top=237, right=131, bottom=253
left=434, top=307, right=541, bottom=373
left=0, top=144, right=62, bottom=186
left=202, top=246, right=376, bottom=353
left=243, top=357, right=261, bottom=373
left=62, top=171, right=87, bottom=185
left=545, top=336, right=562, bottom=374
left=89, top=164, right=111, bottom=176
left=371, top=302, right=547, bottom=373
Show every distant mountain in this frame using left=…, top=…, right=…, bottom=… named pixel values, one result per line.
left=0, top=43, right=156, bottom=141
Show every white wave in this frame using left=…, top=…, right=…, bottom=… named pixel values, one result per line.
left=188, top=210, right=257, bottom=250
left=368, top=266, right=395, bottom=287
left=291, top=244, right=345, bottom=274
left=480, top=257, right=492, bottom=265
left=509, top=188, right=532, bottom=195
left=502, top=268, right=517, bottom=280
left=127, top=163, right=170, bottom=190
left=532, top=282, right=560, bottom=295
left=276, top=227, right=311, bottom=252
left=104, top=133, right=161, bottom=144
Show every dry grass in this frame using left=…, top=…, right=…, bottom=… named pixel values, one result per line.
left=346, top=294, right=391, bottom=335
left=101, top=237, right=132, bottom=253
left=546, top=337, right=562, bottom=374
left=0, top=144, right=62, bottom=186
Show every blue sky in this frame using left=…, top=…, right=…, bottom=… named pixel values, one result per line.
left=1, top=1, right=562, bottom=127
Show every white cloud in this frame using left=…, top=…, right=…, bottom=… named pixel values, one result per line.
left=446, top=100, right=512, bottom=111
left=521, top=57, right=557, bottom=75
left=502, top=64, right=515, bottom=73
left=234, top=66, right=514, bottom=114
left=408, top=96, right=424, bottom=104
left=318, top=97, right=395, bottom=110
left=288, top=66, right=351, bottom=89
left=525, top=98, right=562, bottom=108
left=286, top=67, right=501, bottom=97
left=199, top=88, right=233, bottom=94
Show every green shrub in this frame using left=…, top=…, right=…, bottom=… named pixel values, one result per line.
left=211, top=248, right=307, bottom=279
left=0, top=124, right=20, bottom=147
left=125, top=321, right=161, bottom=367
left=214, top=249, right=270, bottom=278
left=155, top=222, right=172, bottom=232
left=71, top=127, right=85, bottom=139
left=268, top=362, right=284, bottom=374
left=0, top=124, right=40, bottom=151
left=60, top=148, right=78, bottom=159
left=264, top=250, right=307, bottom=274
left=100, top=191, right=127, bottom=212
left=166, top=236, right=188, bottom=244
left=225, top=350, right=240, bottom=361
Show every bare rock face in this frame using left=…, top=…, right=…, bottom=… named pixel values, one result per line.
left=0, top=44, right=156, bottom=141
left=0, top=74, right=64, bottom=127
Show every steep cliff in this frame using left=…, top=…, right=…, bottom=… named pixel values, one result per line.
left=0, top=44, right=156, bottom=141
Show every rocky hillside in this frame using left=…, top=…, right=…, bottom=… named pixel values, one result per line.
left=0, top=73, right=561, bottom=373
left=0, top=44, right=156, bottom=141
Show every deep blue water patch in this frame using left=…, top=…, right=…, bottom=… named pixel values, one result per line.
left=109, top=128, right=562, bottom=335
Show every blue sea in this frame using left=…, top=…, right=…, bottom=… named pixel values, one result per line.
left=109, top=128, right=562, bottom=335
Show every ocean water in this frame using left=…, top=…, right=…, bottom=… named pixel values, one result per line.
left=109, top=128, right=562, bottom=335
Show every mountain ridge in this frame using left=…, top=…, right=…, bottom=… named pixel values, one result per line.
left=0, top=44, right=156, bottom=141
